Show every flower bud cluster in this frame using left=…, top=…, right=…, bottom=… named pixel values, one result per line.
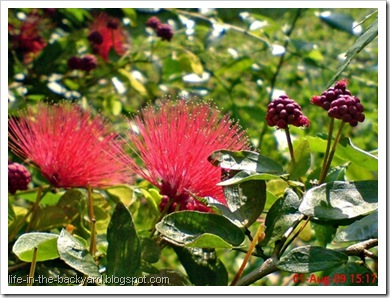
left=8, top=161, right=31, bottom=194
left=67, top=54, right=98, bottom=71
left=146, top=16, right=174, bottom=41
left=266, top=95, right=310, bottom=129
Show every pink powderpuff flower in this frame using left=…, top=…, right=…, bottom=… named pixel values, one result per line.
left=88, top=12, right=130, bottom=61
left=8, top=103, right=130, bottom=189
left=122, top=100, right=249, bottom=212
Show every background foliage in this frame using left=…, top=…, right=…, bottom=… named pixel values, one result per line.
left=8, top=7, right=378, bottom=287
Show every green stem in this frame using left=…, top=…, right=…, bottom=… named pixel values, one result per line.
left=285, top=126, right=295, bottom=164
left=149, top=197, right=175, bottom=237
left=319, top=117, right=335, bottom=184
left=320, top=121, right=346, bottom=184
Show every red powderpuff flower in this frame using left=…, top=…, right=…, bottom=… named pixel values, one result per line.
left=8, top=103, right=130, bottom=189
left=88, top=12, right=129, bottom=61
left=121, top=100, right=249, bottom=212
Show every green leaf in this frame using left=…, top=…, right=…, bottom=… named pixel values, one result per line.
left=172, top=246, right=228, bottom=286
left=261, top=188, right=302, bottom=246
left=121, top=8, right=137, bottom=25
left=57, top=229, right=100, bottom=277
left=106, top=202, right=141, bottom=283
left=105, top=185, right=134, bottom=207
left=222, top=171, right=267, bottom=228
left=178, top=50, right=204, bottom=75
left=306, top=136, right=378, bottom=171
left=140, top=269, right=193, bottom=286
left=13, top=232, right=59, bottom=262
left=288, top=139, right=311, bottom=180
left=327, top=17, right=378, bottom=87
left=140, top=237, right=160, bottom=264
left=334, top=210, right=378, bottom=242
left=218, top=171, right=281, bottom=186
left=118, top=68, right=148, bottom=96
left=299, top=180, right=378, bottom=222
left=277, top=246, right=348, bottom=273
left=209, top=150, right=283, bottom=174
left=311, top=222, right=338, bottom=247
left=327, top=262, right=377, bottom=286
left=155, top=211, right=245, bottom=248
left=28, top=206, right=71, bottom=231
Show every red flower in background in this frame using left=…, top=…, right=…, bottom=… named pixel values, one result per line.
left=8, top=103, right=130, bottom=189
left=88, top=12, right=129, bottom=61
left=9, top=13, right=47, bottom=64
left=122, top=100, right=249, bottom=213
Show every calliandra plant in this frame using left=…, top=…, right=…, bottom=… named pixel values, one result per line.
left=8, top=102, right=130, bottom=253
left=88, top=12, right=130, bottom=61
left=121, top=100, right=249, bottom=215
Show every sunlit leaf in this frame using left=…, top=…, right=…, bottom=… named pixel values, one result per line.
left=155, top=211, right=245, bottom=248
left=334, top=210, right=378, bottom=242
left=57, top=229, right=100, bottom=277
left=299, top=180, right=378, bottom=222
left=209, top=150, right=283, bottom=174
left=13, top=232, right=59, bottom=262
left=288, top=139, right=311, bottom=180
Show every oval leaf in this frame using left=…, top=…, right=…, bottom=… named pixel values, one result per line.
left=288, top=139, right=311, bottom=180
left=172, top=246, right=228, bottom=286
left=277, top=246, right=348, bottom=273
left=107, top=202, right=141, bottom=283
left=299, top=180, right=378, bottom=222
left=222, top=171, right=267, bottom=228
left=334, top=210, right=378, bottom=242
left=155, top=211, right=245, bottom=248
left=262, top=188, right=302, bottom=247
left=327, top=262, right=377, bottom=286
left=13, top=232, right=59, bottom=262
left=209, top=150, right=283, bottom=174
left=57, top=229, right=100, bottom=277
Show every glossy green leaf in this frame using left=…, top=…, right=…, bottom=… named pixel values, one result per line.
left=327, top=17, right=378, bottom=87
left=262, top=188, right=302, bottom=246
left=173, top=246, right=228, bottom=286
left=288, top=139, right=311, bottom=180
left=13, top=232, right=59, bottom=262
left=140, top=269, right=193, bottom=286
left=328, top=262, right=377, bottom=286
left=155, top=211, right=245, bottom=248
left=107, top=202, right=141, bottom=283
left=299, top=180, right=378, bottom=222
left=57, top=229, right=100, bottom=277
left=209, top=150, right=283, bottom=174
left=334, top=210, right=378, bottom=242
left=277, top=246, right=348, bottom=273
left=222, top=171, right=267, bottom=228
